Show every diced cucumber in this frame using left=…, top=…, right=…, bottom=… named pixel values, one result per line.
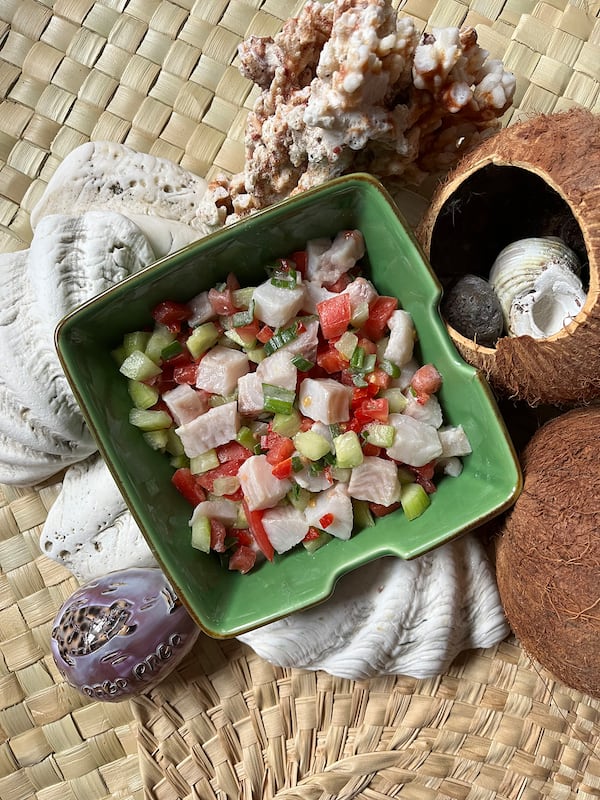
left=186, top=321, right=219, bottom=358
left=212, top=476, right=240, bottom=496
left=294, top=430, right=331, bottom=461
left=224, top=328, right=256, bottom=349
left=191, top=515, right=211, bottom=553
left=161, top=339, right=184, bottom=360
left=352, top=499, right=375, bottom=531
left=129, top=408, right=172, bottom=431
left=362, top=422, right=395, bottom=448
left=400, top=482, right=431, bottom=521
left=209, top=392, right=237, bottom=407
left=381, top=388, right=408, bottom=413
left=271, top=408, right=302, bottom=437
left=232, top=286, right=256, bottom=308
left=128, top=379, right=159, bottom=410
left=235, top=503, right=249, bottom=529
left=333, top=431, right=364, bottom=468
left=287, top=485, right=311, bottom=512
left=111, top=344, right=126, bottom=365
left=143, top=429, right=169, bottom=451
left=397, top=466, right=415, bottom=485
left=303, top=531, right=333, bottom=553
left=190, top=448, right=219, bottom=474
left=123, top=330, right=151, bottom=357
left=350, top=300, right=369, bottom=327
left=145, top=326, right=176, bottom=363
left=170, top=454, right=190, bottom=469
left=237, top=426, right=259, bottom=453
left=120, top=350, right=162, bottom=381
left=246, top=346, right=266, bottom=363
left=165, top=427, right=185, bottom=457
left=334, top=331, right=358, bottom=360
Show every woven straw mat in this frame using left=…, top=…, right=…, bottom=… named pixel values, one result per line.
left=0, top=1, right=599, bottom=799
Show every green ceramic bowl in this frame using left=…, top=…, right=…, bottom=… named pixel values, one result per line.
left=56, top=173, right=522, bottom=638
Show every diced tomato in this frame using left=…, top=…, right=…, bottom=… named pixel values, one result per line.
left=235, top=319, right=260, bottom=340
left=316, top=293, right=352, bottom=340
left=195, top=459, right=245, bottom=492
left=173, top=362, right=198, bottom=385
left=366, top=367, right=391, bottom=390
left=357, top=336, right=378, bottom=356
left=316, top=343, right=347, bottom=374
left=228, top=544, right=257, bottom=574
left=303, top=526, right=322, bottom=541
left=242, top=500, right=274, bottom=562
left=291, top=250, right=307, bottom=275
left=210, top=519, right=228, bottom=553
left=208, top=276, right=239, bottom=316
left=410, top=461, right=437, bottom=493
left=231, top=528, right=253, bottom=547
left=257, top=324, right=274, bottom=343
left=171, top=468, right=206, bottom=506
left=319, top=513, right=334, bottom=529
left=353, top=397, right=389, bottom=424
left=410, top=364, right=443, bottom=405
left=360, top=296, right=398, bottom=340
left=351, top=385, right=377, bottom=408
left=262, top=431, right=295, bottom=465
left=271, top=457, right=293, bottom=479
left=152, top=300, right=191, bottom=333
left=217, top=441, right=253, bottom=463
left=299, top=415, right=314, bottom=431
left=368, top=500, right=401, bottom=517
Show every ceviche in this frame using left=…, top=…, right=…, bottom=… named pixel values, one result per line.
left=115, top=230, right=471, bottom=574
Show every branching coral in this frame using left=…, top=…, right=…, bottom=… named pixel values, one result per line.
left=198, top=0, right=515, bottom=228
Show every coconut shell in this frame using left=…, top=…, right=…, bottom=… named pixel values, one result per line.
left=495, top=406, right=600, bottom=697
left=417, top=108, right=600, bottom=407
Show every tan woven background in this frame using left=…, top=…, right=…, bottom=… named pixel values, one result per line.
left=0, top=1, right=599, bottom=799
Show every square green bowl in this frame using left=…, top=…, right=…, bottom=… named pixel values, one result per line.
left=55, top=173, right=522, bottom=638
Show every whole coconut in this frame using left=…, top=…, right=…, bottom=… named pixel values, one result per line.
left=495, top=406, right=600, bottom=697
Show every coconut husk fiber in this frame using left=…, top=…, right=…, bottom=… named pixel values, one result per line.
left=416, top=108, right=600, bottom=408
left=495, top=405, right=600, bottom=698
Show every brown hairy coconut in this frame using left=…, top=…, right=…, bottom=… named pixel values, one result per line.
left=495, top=406, right=600, bottom=697
left=416, top=108, right=600, bottom=407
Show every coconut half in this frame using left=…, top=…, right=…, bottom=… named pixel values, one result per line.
left=495, top=406, right=600, bottom=698
left=416, top=108, right=600, bottom=407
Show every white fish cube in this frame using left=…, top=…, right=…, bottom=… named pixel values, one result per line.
left=386, top=414, right=442, bottom=467
left=302, top=280, right=335, bottom=313
left=403, top=391, right=443, bottom=428
left=237, top=372, right=264, bottom=415
left=187, top=290, right=215, bottom=327
left=304, top=484, right=353, bottom=540
left=238, top=454, right=291, bottom=511
left=196, top=345, right=249, bottom=396
left=343, top=277, right=377, bottom=316
left=347, top=457, right=401, bottom=507
left=281, top=317, right=320, bottom=363
left=256, top=350, right=297, bottom=391
left=163, top=383, right=208, bottom=425
left=384, top=310, right=415, bottom=367
left=262, top=505, right=309, bottom=553
left=305, top=230, right=365, bottom=285
left=438, top=425, right=472, bottom=458
left=252, top=279, right=306, bottom=328
left=176, top=401, right=239, bottom=457
left=298, top=378, right=352, bottom=424
left=190, top=499, right=238, bottom=526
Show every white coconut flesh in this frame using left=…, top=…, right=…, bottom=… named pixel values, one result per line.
left=508, top=263, right=587, bottom=338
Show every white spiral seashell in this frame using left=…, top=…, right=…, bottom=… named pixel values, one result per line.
left=240, top=535, right=509, bottom=679
left=488, top=236, right=586, bottom=337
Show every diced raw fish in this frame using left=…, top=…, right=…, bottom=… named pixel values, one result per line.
left=298, top=377, right=352, bottom=424
left=403, top=391, right=443, bottom=428
left=304, top=484, right=353, bottom=539
left=237, top=372, right=264, bottom=415
left=262, top=505, right=309, bottom=553
left=347, top=456, right=401, bottom=507
left=293, top=457, right=334, bottom=492
left=252, top=279, right=306, bottom=328
left=256, top=350, right=297, bottom=391
left=190, top=499, right=238, bottom=526
left=384, top=310, right=415, bottom=367
left=281, top=318, right=320, bottom=363
left=305, top=230, right=365, bottom=285
left=305, top=238, right=331, bottom=281
left=176, top=401, right=239, bottom=457
left=187, top=290, right=215, bottom=327
left=386, top=414, right=442, bottom=467
left=343, top=277, right=377, bottom=316
left=390, top=358, right=419, bottom=391
left=238, top=454, right=291, bottom=510
left=196, top=345, right=249, bottom=396
left=438, top=425, right=472, bottom=458
left=163, top=383, right=208, bottom=425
